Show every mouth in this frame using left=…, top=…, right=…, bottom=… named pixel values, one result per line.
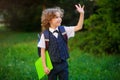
left=58, top=21, right=62, bottom=24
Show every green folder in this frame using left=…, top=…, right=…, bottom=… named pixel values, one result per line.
left=35, top=51, right=53, bottom=80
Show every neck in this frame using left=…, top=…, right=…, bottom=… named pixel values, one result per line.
left=50, top=25, right=58, bottom=29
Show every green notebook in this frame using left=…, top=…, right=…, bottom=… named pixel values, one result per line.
left=35, top=51, right=53, bottom=80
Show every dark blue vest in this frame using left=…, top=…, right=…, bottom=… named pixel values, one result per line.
left=48, top=30, right=69, bottom=62
left=38, top=26, right=69, bottom=62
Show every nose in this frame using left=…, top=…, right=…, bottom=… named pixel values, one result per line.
left=59, top=17, right=62, bottom=22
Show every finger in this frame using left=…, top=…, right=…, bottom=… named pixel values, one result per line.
left=78, top=4, right=81, bottom=8
left=47, top=70, right=50, bottom=75
left=48, top=70, right=50, bottom=74
left=82, top=5, right=85, bottom=9
left=75, top=5, right=79, bottom=9
left=48, top=69, right=50, bottom=73
left=47, top=68, right=50, bottom=73
left=45, top=71, right=48, bottom=74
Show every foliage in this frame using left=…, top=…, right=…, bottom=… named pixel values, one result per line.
left=0, top=0, right=96, bottom=32
left=0, top=0, right=42, bottom=32
left=80, top=0, right=120, bottom=54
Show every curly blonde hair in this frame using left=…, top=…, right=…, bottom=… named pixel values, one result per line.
left=41, top=7, right=64, bottom=30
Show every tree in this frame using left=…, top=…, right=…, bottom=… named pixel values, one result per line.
left=0, top=0, right=96, bottom=32
left=0, top=0, right=42, bottom=32
left=81, top=0, right=120, bottom=54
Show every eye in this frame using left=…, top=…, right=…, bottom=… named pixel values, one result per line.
left=57, top=16, right=62, bottom=18
left=56, top=16, right=59, bottom=18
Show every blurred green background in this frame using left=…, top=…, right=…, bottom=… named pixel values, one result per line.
left=0, top=0, right=120, bottom=80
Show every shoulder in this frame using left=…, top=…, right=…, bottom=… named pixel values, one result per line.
left=42, top=30, right=50, bottom=39
left=58, top=26, right=74, bottom=31
left=58, top=26, right=66, bottom=31
left=61, top=26, right=75, bottom=38
left=61, top=26, right=75, bottom=32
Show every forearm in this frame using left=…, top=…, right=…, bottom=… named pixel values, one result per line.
left=41, top=48, right=47, bottom=68
left=41, top=48, right=50, bottom=74
left=74, top=13, right=84, bottom=32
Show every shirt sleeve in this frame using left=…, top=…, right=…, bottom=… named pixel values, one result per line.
left=37, top=33, right=45, bottom=48
left=64, top=26, right=75, bottom=39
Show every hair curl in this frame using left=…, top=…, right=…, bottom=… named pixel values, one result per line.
left=41, top=7, right=64, bottom=30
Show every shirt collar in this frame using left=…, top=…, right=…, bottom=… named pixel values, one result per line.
left=49, top=27, right=59, bottom=33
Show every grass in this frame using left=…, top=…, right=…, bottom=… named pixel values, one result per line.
left=68, top=49, right=120, bottom=80
left=0, top=30, right=38, bottom=80
left=0, top=30, right=120, bottom=80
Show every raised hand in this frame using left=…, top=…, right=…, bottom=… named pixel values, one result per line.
left=75, top=4, right=84, bottom=14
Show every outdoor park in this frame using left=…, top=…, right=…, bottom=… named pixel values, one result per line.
left=0, top=0, right=120, bottom=80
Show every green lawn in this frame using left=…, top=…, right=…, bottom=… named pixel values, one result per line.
left=0, top=30, right=120, bottom=80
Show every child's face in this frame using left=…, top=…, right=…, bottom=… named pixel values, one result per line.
left=49, top=12, right=62, bottom=28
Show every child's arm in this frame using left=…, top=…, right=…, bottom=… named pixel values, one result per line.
left=41, top=48, right=50, bottom=74
left=74, top=4, right=84, bottom=32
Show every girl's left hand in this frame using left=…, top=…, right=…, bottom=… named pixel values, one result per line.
left=75, top=4, right=84, bottom=14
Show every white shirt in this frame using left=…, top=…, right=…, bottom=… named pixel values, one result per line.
left=38, top=26, right=75, bottom=48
